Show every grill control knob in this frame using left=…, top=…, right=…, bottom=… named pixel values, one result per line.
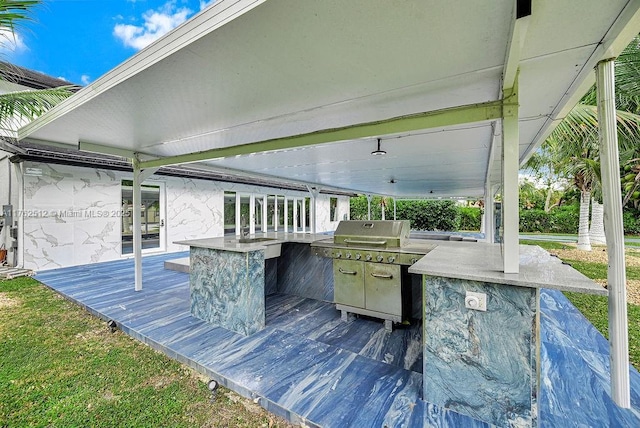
left=335, top=252, right=342, bottom=258
left=376, top=255, right=384, bottom=262
left=346, top=252, right=352, bottom=259
left=355, top=253, right=361, bottom=260
left=388, top=256, right=396, bottom=263
left=365, top=254, right=372, bottom=261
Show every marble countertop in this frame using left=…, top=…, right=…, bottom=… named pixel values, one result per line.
left=177, top=233, right=605, bottom=295
left=310, top=237, right=437, bottom=255
left=408, top=240, right=607, bottom=295
left=175, top=232, right=330, bottom=253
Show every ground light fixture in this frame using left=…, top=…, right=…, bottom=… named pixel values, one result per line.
left=107, top=319, right=117, bottom=333
left=371, top=138, right=386, bottom=156
left=208, top=379, right=219, bottom=401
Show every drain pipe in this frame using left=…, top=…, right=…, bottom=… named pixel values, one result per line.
left=0, top=155, right=7, bottom=264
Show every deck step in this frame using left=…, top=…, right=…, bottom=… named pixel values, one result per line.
left=0, top=267, right=35, bottom=280
left=164, top=257, right=190, bottom=273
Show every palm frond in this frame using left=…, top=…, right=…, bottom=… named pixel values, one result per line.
left=0, top=85, right=74, bottom=131
left=0, top=0, right=40, bottom=31
left=552, top=103, right=640, bottom=149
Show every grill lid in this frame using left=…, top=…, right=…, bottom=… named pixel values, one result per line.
left=333, top=220, right=410, bottom=248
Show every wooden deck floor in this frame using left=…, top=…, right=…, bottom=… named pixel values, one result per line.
left=35, top=252, right=640, bottom=427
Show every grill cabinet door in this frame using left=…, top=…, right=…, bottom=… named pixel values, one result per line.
left=333, top=259, right=364, bottom=308
left=364, top=263, right=402, bottom=316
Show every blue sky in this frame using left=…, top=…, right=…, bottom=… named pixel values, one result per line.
left=1, top=0, right=216, bottom=85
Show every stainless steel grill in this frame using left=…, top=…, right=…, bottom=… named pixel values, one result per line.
left=312, top=220, right=430, bottom=331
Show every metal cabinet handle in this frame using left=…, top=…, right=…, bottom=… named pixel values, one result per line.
left=370, top=272, right=393, bottom=279
left=338, top=268, right=357, bottom=275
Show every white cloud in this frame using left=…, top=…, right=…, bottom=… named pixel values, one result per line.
left=113, top=1, right=192, bottom=50
left=0, top=28, right=27, bottom=54
left=81, top=75, right=91, bottom=85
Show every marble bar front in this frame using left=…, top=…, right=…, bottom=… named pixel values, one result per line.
left=409, top=241, right=606, bottom=427
left=175, top=233, right=331, bottom=336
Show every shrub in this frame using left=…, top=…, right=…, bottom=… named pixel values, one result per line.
left=624, top=209, right=640, bottom=235
left=459, top=207, right=482, bottom=231
left=519, top=205, right=579, bottom=233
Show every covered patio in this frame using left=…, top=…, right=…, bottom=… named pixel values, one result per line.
left=34, top=253, right=640, bottom=427
left=15, top=0, right=640, bottom=425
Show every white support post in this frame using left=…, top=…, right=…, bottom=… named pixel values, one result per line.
left=283, top=197, right=289, bottom=233
left=393, top=198, right=397, bottom=220
left=306, top=186, right=320, bottom=234
left=484, top=182, right=495, bottom=243
left=502, top=79, right=520, bottom=273
left=366, top=194, right=372, bottom=220
left=596, top=58, right=630, bottom=408
left=132, top=159, right=158, bottom=292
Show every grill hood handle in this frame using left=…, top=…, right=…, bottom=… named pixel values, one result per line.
left=342, top=239, right=387, bottom=246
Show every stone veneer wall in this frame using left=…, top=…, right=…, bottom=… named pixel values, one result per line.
left=423, top=275, right=539, bottom=427
left=20, top=161, right=349, bottom=271
left=276, top=243, right=333, bottom=302
left=190, top=246, right=265, bottom=336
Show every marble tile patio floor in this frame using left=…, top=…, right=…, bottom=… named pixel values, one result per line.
left=34, top=252, right=640, bottom=427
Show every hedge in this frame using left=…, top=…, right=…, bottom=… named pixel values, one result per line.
left=349, top=197, right=640, bottom=235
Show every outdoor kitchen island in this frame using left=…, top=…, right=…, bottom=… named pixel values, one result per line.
left=177, top=229, right=607, bottom=427
left=408, top=240, right=607, bottom=427
left=175, top=232, right=335, bottom=336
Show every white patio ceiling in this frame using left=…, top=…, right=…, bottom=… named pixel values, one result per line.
left=18, top=0, right=640, bottom=198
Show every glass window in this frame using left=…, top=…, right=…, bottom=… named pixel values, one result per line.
left=224, top=192, right=236, bottom=235
left=121, top=180, right=161, bottom=254
left=330, top=197, right=338, bottom=222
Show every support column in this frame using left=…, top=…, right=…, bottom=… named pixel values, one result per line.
left=366, top=194, right=372, bottom=220
left=484, top=183, right=495, bottom=243
left=132, top=157, right=158, bottom=292
left=307, top=186, right=320, bottom=234
left=502, top=80, right=520, bottom=273
left=596, top=58, right=630, bottom=407
left=393, top=198, right=397, bottom=220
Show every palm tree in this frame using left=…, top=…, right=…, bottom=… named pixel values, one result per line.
left=0, top=1, right=75, bottom=133
left=537, top=35, right=640, bottom=249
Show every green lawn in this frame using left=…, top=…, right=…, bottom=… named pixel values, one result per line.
left=522, top=239, right=640, bottom=370
left=0, top=277, right=292, bottom=428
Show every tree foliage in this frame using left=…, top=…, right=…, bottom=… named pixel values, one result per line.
left=0, top=0, right=76, bottom=133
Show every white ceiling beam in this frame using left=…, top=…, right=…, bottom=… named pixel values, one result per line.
left=78, top=141, right=136, bottom=159
left=502, top=0, right=531, bottom=92
left=138, top=99, right=504, bottom=169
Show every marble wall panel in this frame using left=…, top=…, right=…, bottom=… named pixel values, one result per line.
left=22, top=163, right=122, bottom=270
left=164, top=177, right=224, bottom=252
left=277, top=243, right=333, bottom=301
left=190, top=246, right=265, bottom=336
left=423, top=275, right=538, bottom=427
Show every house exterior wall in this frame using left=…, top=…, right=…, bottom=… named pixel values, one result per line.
left=18, top=161, right=349, bottom=271
left=0, top=150, right=20, bottom=266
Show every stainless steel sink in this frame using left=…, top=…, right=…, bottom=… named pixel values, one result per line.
left=238, top=237, right=277, bottom=243
left=226, top=237, right=281, bottom=258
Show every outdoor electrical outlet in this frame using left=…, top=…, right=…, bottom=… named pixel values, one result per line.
left=465, top=291, right=487, bottom=311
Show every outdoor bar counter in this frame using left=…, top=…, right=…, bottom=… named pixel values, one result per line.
left=175, top=233, right=331, bottom=336
left=177, top=234, right=606, bottom=427
left=408, top=240, right=606, bottom=426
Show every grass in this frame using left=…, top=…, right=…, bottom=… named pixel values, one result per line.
left=0, top=277, right=292, bottom=428
left=520, top=239, right=640, bottom=371
left=519, top=239, right=570, bottom=250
